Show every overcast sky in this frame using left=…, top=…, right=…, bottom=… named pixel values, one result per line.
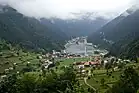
left=0, top=0, right=138, bottom=19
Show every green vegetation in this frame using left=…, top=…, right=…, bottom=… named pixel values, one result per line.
left=0, top=66, right=88, bottom=93
left=0, top=6, right=139, bottom=92
left=1, top=54, right=139, bottom=93
left=0, top=39, right=39, bottom=73
left=120, top=38, right=139, bottom=60
left=1, top=39, right=139, bottom=93
left=59, top=57, right=90, bottom=66
left=107, top=67, right=139, bottom=93
left=88, top=9, right=139, bottom=60
left=60, top=56, right=139, bottom=93
left=1, top=3, right=139, bottom=93
left=87, top=71, right=121, bottom=93
left=0, top=6, right=67, bottom=52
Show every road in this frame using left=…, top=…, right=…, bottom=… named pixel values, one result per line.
left=84, top=77, right=97, bottom=92
left=84, top=70, right=97, bottom=92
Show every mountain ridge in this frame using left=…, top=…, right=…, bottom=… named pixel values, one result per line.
left=0, top=5, right=67, bottom=52
left=88, top=7, right=139, bottom=59
left=41, top=17, right=108, bottom=37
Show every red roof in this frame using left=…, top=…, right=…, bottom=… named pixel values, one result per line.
left=76, top=61, right=100, bottom=65
left=84, top=61, right=100, bottom=65
left=90, top=62, right=100, bottom=65
left=84, top=62, right=89, bottom=65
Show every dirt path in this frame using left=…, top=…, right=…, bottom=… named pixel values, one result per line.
left=84, top=77, right=97, bottom=92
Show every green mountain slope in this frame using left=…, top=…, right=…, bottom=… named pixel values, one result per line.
left=0, top=6, right=67, bottom=52
left=120, top=38, right=139, bottom=59
left=88, top=8, right=139, bottom=59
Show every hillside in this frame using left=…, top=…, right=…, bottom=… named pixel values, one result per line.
left=88, top=8, right=139, bottom=59
left=0, top=5, right=68, bottom=52
left=120, top=38, right=139, bottom=59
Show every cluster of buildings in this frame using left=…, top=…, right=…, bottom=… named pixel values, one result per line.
left=65, top=37, right=94, bottom=56
left=74, top=55, right=102, bottom=69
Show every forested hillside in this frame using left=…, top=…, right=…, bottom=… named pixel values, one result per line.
left=120, top=38, right=139, bottom=59
left=88, top=8, right=139, bottom=59
left=0, top=5, right=68, bottom=52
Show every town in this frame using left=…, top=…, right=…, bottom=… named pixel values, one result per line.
left=0, top=37, right=138, bottom=93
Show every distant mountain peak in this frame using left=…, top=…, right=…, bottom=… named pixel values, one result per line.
left=121, top=11, right=130, bottom=17
left=130, top=4, right=139, bottom=11
left=120, top=5, right=139, bottom=17
left=0, top=5, right=17, bottom=13
left=50, top=19, right=55, bottom=24
left=70, top=12, right=98, bottom=20
left=41, top=16, right=108, bottom=37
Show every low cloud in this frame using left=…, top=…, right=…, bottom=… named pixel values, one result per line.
left=0, top=0, right=138, bottom=19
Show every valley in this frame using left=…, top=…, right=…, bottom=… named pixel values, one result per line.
left=0, top=2, right=139, bottom=93
left=1, top=36, right=139, bottom=93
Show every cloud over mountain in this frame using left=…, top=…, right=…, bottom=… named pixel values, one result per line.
left=0, top=0, right=138, bottom=19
